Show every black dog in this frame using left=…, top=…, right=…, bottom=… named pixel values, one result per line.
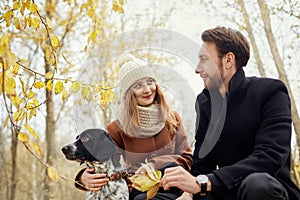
left=61, top=129, right=129, bottom=200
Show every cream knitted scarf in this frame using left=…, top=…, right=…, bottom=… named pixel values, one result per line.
left=137, top=104, right=165, bottom=137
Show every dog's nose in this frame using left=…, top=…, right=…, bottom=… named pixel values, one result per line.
left=61, top=145, right=72, bottom=154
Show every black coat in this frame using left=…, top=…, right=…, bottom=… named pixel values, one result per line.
left=191, top=68, right=300, bottom=200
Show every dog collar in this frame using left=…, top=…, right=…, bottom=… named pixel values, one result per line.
left=109, top=170, right=134, bottom=181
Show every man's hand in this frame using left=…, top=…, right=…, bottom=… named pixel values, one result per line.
left=160, top=166, right=201, bottom=194
left=176, top=192, right=193, bottom=200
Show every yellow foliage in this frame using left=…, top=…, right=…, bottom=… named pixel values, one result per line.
left=88, top=31, right=97, bottom=43
left=18, top=132, right=29, bottom=142
left=0, top=33, right=9, bottom=57
left=129, top=162, right=162, bottom=199
left=14, top=17, right=21, bottom=30
left=25, top=123, right=39, bottom=140
left=12, top=64, right=19, bottom=75
left=47, top=166, right=59, bottom=181
left=81, top=85, right=92, bottom=102
left=29, top=141, right=43, bottom=157
left=13, top=1, right=21, bottom=10
left=2, top=11, right=14, bottom=26
left=5, top=77, right=16, bottom=95
left=45, top=71, right=54, bottom=79
left=28, top=90, right=35, bottom=99
left=13, top=109, right=24, bottom=122
left=32, top=18, right=39, bottom=30
left=10, top=95, right=22, bottom=109
left=61, top=88, right=68, bottom=101
left=54, top=81, right=64, bottom=95
left=33, top=81, right=45, bottom=89
left=51, top=36, right=60, bottom=51
left=71, top=81, right=81, bottom=93
left=3, top=116, right=9, bottom=128
left=46, top=17, right=52, bottom=30
left=29, top=3, right=38, bottom=13
left=112, top=0, right=124, bottom=14
left=46, top=80, right=53, bottom=92
left=45, top=44, right=52, bottom=61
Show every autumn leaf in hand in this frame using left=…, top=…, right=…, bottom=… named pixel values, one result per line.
left=129, top=162, right=162, bottom=200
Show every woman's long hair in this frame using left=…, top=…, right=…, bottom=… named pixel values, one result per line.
left=119, top=83, right=178, bottom=137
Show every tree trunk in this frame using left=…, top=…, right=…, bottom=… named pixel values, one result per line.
left=43, top=0, right=57, bottom=198
left=257, top=0, right=300, bottom=185
left=43, top=62, right=56, bottom=200
left=10, top=103, right=18, bottom=200
left=237, top=0, right=266, bottom=77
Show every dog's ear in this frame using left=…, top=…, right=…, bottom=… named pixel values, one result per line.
left=81, top=129, right=116, bottom=162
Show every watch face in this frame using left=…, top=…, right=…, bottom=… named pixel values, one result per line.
left=197, top=175, right=208, bottom=184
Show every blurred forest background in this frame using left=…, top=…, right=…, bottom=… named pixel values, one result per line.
left=0, top=0, right=299, bottom=199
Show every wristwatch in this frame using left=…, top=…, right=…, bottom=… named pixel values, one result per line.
left=196, top=174, right=209, bottom=195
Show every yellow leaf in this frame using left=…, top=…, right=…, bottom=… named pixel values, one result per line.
left=87, top=31, right=97, bottom=43
left=32, top=17, right=39, bottom=30
left=3, top=116, right=9, bottom=128
left=129, top=162, right=161, bottom=197
left=14, top=17, right=21, bottom=30
left=147, top=184, right=160, bottom=200
left=27, top=16, right=32, bottom=28
left=32, top=98, right=39, bottom=106
left=71, top=81, right=80, bottom=93
left=29, top=141, right=43, bottom=156
left=13, top=1, right=21, bottom=10
left=11, top=95, right=21, bottom=109
left=33, top=81, right=45, bottom=89
left=12, top=64, right=19, bottom=75
left=29, top=3, right=38, bottom=13
left=54, top=81, right=64, bottom=95
left=45, top=44, right=52, bottom=61
left=46, top=17, right=52, bottom=29
left=87, top=8, right=95, bottom=18
left=47, top=166, right=59, bottom=181
left=46, top=80, right=53, bottom=92
left=28, top=108, right=36, bottom=119
left=19, top=77, right=26, bottom=96
left=45, top=71, right=54, bottom=79
left=100, top=90, right=108, bottom=110
left=81, top=85, right=92, bottom=102
left=51, top=36, right=60, bottom=50
left=4, top=77, right=16, bottom=95
left=0, top=34, right=9, bottom=56
left=25, top=0, right=31, bottom=9
left=25, top=123, right=39, bottom=140
left=80, top=3, right=88, bottom=12
left=61, top=88, right=68, bottom=101
left=18, top=132, right=29, bottom=142
left=28, top=90, right=34, bottom=99
left=2, top=11, right=14, bottom=23
left=20, top=2, right=25, bottom=15
left=112, top=0, right=124, bottom=14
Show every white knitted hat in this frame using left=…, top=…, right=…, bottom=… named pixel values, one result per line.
left=118, top=54, right=156, bottom=97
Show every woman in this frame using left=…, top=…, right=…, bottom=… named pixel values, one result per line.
left=75, top=54, right=193, bottom=200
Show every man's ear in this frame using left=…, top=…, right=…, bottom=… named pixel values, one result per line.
left=223, top=52, right=235, bottom=69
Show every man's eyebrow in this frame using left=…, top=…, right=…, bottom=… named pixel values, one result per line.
left=199, top=54, right=208, bottom=59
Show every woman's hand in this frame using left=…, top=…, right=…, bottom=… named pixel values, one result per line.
left=80, top=168, right=109, bottom=192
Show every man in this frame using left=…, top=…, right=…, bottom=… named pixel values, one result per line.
left=161, top=26, right=300, bottom=200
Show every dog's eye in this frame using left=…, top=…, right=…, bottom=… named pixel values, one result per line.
left=81, top=136, right=89, bottom=142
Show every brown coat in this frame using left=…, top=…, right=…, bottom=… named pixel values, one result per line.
left=106, top=114, right=193, bottom=172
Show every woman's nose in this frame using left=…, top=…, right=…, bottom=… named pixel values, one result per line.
left=143, top=85, right=151, bottom=93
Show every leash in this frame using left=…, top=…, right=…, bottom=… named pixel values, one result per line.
left=85, top=161, right=134, bottom=181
